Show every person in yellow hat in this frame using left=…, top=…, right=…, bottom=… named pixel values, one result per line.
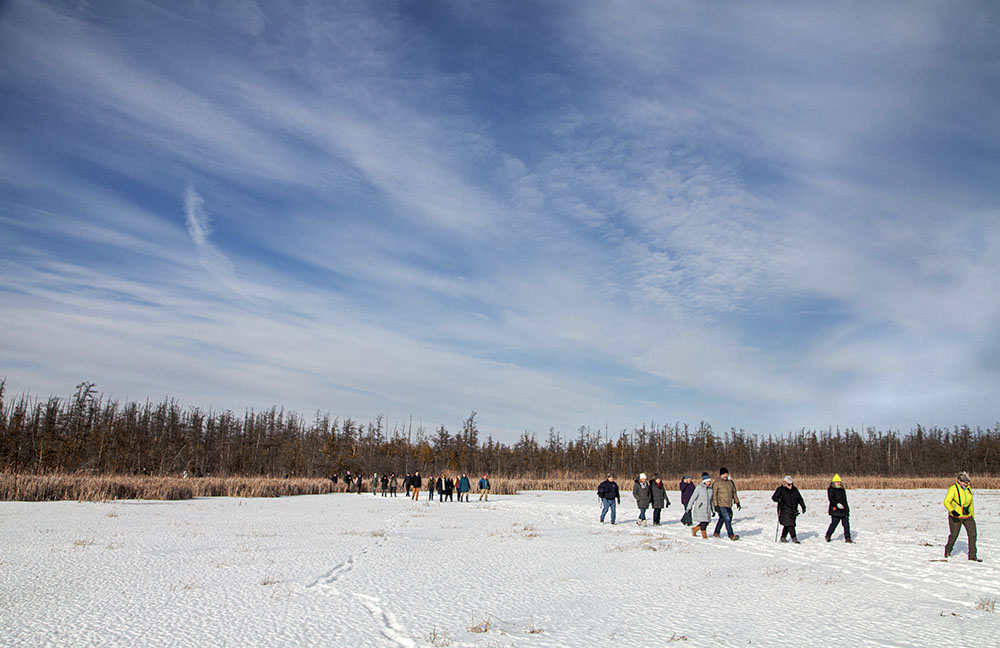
left=944, top=471, right=980, bottom=561
left=825, top=474, right=852, bottom=543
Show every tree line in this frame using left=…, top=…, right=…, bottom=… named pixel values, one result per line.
left=1, top=381, right=997, bottom=477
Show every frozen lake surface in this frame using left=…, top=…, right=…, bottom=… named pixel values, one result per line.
left=2, top=488, right=997, bottom=647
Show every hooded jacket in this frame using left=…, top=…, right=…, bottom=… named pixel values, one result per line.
left=632, top=479, right=652, bottom=508
left=686, top=482, right=714, bottom=524
left=650, top=480, right=670, bottom=509
left=771, top=484, right=806, bottom=527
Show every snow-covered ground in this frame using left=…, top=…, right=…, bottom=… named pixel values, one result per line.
left=1, top=488, right=997, bottom=647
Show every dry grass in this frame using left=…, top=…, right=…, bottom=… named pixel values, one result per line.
left=2, top=471, right=995, bottom=502
left=467, top=614, right=493, bottom=633
left=488, top=472, right=1000, bottom=492
left=0, top=473, right=335, bottom=502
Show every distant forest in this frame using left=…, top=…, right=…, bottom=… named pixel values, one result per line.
left=2, top=382, right=998, bottom=477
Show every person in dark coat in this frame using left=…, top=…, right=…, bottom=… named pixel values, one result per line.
left=632, top=473, right=652, bottom=526
left=650, top=475, right=670, bottom=525
left=404, top=473, right=412, bottom=497
left=411, top=471, right=422, bottom=501
left=597, top=474, right=621, bottom=524
left=426, top=473, right=436, bottom=502
left=355, top=473, right=364, bottom=495
left=772, top=475, right=806, bottom=543
left=389, top=473, right=398, bottom=497
left=380, top=473, right=389, bottom=497
left=345, top=470, right=352, bottom=493
left=679, top=475, right=695, bottom=524
left=444, top=475, right=455, bottom=501
left=826, top=474, right=852, bottom=542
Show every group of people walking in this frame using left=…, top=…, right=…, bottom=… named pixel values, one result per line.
left=597, top=469, right=982, bottom=561
left=330, top=471, right=491, bottom=503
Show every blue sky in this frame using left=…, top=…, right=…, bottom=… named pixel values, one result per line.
left=2, top=1, right=998, bottom=443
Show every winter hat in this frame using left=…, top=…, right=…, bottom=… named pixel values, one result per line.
left=683, top=474, right=691, bottom=480
left=783, top=475, right=794, bottom=484
left=832, top=474, right=841, bottom=482
left=702, top=475, right=712, bottom=484
left=958, top=471, right=971, bottom=483
left=720, top=467, right=729, bottom=476
left=639, top=472, right=647, bottom=480
left=701, top=472, right=710, bottom=480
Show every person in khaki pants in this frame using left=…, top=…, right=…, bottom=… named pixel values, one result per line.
left=944, top=471, right=981, bottom=562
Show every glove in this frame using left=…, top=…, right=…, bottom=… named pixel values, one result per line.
left=736, top=503, right=742, bottom=511
left=801, top=506, right=807, bottom=514
left=714, top=506, right=720, bottom=513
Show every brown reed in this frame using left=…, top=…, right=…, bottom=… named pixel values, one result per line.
left=1, top=471, right=995, bottom=502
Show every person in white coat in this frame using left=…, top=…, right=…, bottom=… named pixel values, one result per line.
left=685, top=474, right=714, bottom=539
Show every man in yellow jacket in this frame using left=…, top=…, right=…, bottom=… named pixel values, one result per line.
left=943, top=471, right=981, bottom=562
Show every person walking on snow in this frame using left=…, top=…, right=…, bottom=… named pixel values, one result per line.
left=478, top=475, right=491, bottom=501
left=712, top=467, right=741, bottom=540
left=380, top=473, right=389, bottom=497
left=772, top=476, right=806, bottom=543
left=679, top=475, right=695, bottom=525
left=355, top=473, right=364, bottom=495
left=457, top=474, right=471, bottom=502
left=825, top=474, right=852, bottom=542
left=686, top=474, right=714, bottom=539
left=389, top=473, right=398, bottom=497
left=650, top=475, right=670, bottom=525
left=633, top=473, right=652, bottom=526
left=597, top=474, right=620, bottom=524
left=426, top=473, right=436, bottom=502
left=411, top=471, right=422, bottom=501
left=944, top=471, right=980, bottom=562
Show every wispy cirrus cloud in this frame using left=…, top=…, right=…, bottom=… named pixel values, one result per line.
left=1, top=1, right=997, bottom=439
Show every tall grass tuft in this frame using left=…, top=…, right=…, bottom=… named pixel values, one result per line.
left=0, top=473, right=335, bottom=502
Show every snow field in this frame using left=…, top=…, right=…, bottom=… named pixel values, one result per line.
left=1, top=489, right=997, bottom=647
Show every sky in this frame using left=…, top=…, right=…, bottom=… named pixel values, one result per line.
left=1, top=1, right=999, bottom=443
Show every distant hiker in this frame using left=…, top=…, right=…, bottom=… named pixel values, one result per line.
left=411, top=471, right=422, bottom=501
left=389, top=473, right=398, bottom=497
left=478, top=475, right=491, bottom=501
left=712, top=467, right=741, bottom=541
left=772, top=476, right=806, bottom=543
left=679, top=475, right=695, bottom=525
left=345, top=471, right=352, bottom=493
left=404, top=473, right=412, bottom=497
left=598, top=474, right=621, bottom=524
left=380, top=473, right=389, bottom=497
left=331, top=474, right=338, bottom=487
left=458, top=474, right=471, bottom=502
left=650, top=475, right=670, bottom=525
left=633, top=473, right=652, bottom=526
left=444, top=475, right=455, bottom=502
left=372, top=473, right=379, bottom=496
left=686, top=474, right=714, bottom=539
left=825, top=474, right=852, bottom=543
left=356, top=473, right=364, bottom=495
left=427, top=474, right=436, bottom=502
left=944, top=471, right=980, bottom=562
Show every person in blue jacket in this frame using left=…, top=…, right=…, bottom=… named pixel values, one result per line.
left=478, top=474, right=491, bottom=501
left=457, top=474, right=471, bottom=502
left=597, top=474, right=621, bottom=524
